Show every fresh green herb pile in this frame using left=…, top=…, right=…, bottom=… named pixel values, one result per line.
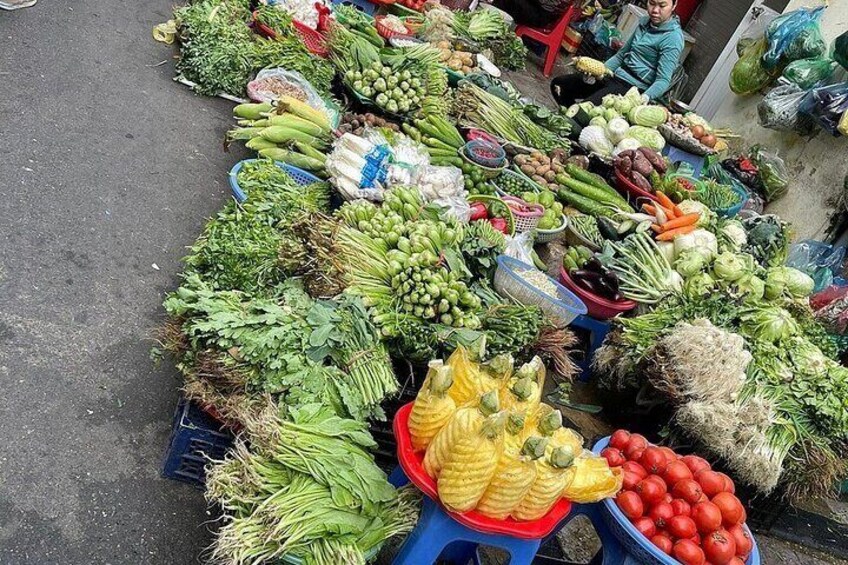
left=206, top=404, right=419, bottom=565
left=182, top=159, right=330, bottom=296
left=174, top=0, right=334, bottom=97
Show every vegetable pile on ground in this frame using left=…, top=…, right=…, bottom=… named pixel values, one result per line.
left=173, top=0, right=334, bottom=97
left=604, top=431, right=756, bottom=565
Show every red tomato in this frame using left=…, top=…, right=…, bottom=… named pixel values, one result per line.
left=649, top=501, right=675, bottom=529
left=692, top=501, right=723, bottom=534
left=636, top=478, right=667, bottom=506
left=671, top=498, right=692, bottom=517
left=640, top=447, right=669, bottom=475
left=712, top=492, right=746, bottom=527
left=617, top=491, right=644, bottom=519
left=717, top=472, right=736, bottom=494
left=664, top=460, right=694, bottom=486
left=728, top=558, right=745, bottom=565
left=688, top=533, right=701, bottom=545
left=633, top=516, right=657, bottom=538
left=651, top=533, right=674, bottom=555
left=696, top=470, right=728, bottom=498
left=672, top=479, right=704, bottom=504
left=624, top=434, right=648, bottom=461
left=609, top=429, right=631, bottom=450
left=667, top=515, right=697, bottom=539
left=673, top=539, right=706, bottom=565
left=728, top=524, right=753, bottom=559
left=664, top=493, right=674, bottom=504
left=601, top=447, right=626, bottom=467
left=658, top=446, right=678, bottom=464
left=623, top=461, right=648, bottom=479
left=623, top=471, right=642, bottom=491
left=703, top=529, right=737, bottom=565
left=682, top=455, right=711, bottom=475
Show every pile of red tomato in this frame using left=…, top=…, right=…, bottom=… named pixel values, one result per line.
left=602, top=430, right=754, bottom=565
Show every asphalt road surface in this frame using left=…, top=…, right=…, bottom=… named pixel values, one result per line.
left=0, top=1, right=244, bottom=562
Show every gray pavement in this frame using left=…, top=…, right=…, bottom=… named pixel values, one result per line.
left=0, top=1, right=244, bottom=562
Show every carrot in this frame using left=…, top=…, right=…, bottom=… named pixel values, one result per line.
left=642, top=204, right=658, bottom=215
left=656, top=224, right=697, bottom=241
left=651, top=224, right=664, bottom=234
left=659, top=213, right=700, bottom=232
left=655, top=191, right=676, bottom=213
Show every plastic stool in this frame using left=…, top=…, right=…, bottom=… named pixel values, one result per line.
left=662, top=146, right=705, bottom=179
left=393, top=497, right=542, bottom=565
left=514, top=3, right=581, bottom=77
left=331, top=0, right=377, bottom=15
left=570, top=314, right=611, bottom=382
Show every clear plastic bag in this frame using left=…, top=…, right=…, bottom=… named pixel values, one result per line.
left=782, top=57, right=838, bottom=90
left=414, top=165, right=465, bottom=201
left=787, top=240, right=847, bottom=293
left=763, top=6, right=826, bottom=70
left=560, top=454, right=623, bottom=504
left=731, top=37, right=777, bottom=95
left=247, top=68, right=341, bottom=126
left=749, top=145, right=789, bottom=202
left=504, top=231, right=536, bottom=266
left=736, top=11, right=776, bottom=57
left=800, top=81, right=848, bottom=136
left=757, top=82, right=817, bottom=135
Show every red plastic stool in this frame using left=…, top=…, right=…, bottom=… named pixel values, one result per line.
left=514, top=2, right=581, bottom=77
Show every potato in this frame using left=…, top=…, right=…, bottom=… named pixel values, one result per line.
left=440, top=49, right=452, bottom=62
left=520, top=165, right=536, bottom=176
left=437, top=41, right=451, bottom=49
left=448, top=60, right=463, bottom=71
left=514, top=154, right=528, bottom=166
left=532, top=174, right=547, bottom=185
left=544, top=170, right=557, bottom=182
left=461, top=66, right=474, bottom=74
left=536, top=165, right=551, bottom=176
left=530, top=151, right=545, bottom=161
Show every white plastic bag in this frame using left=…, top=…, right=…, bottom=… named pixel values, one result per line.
left=504, top=231, right=536, bottom=266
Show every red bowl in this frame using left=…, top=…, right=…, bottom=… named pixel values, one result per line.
left=614, top=169, right=659, bottom=204
left=393, top=402, right=573, bottom=538
left=559, top=267, right=637, bottom=320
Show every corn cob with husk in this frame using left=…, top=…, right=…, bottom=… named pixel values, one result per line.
left=445, top=346, right=486, bottom=406
left=517, top=357, right=546, bottom=405
left=572, top=56, right=612, bottom=79
left=424, top=391, right=499, bottom=479
left=476, top=436, right=548, bottom=519
left=409, top=360, right=457, bottom=451
left=512, top=446, right=576, bottom=521
left=438, top=411, right=507, bottom=513
left=479, top=354, right=514, bottom=394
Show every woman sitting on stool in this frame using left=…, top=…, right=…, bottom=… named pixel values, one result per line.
left=551, top=0, right=684, bottom=106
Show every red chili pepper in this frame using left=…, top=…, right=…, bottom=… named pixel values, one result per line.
left=489, top=218, right=509, bottom=234
left=469, top=202, right=489, bottom=221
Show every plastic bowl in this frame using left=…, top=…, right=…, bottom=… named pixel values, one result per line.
left=559, top=267, right=637, bottom=320
left=591, top=436, right=761, bottom=565
left=494, top=255, right=587, bottom=327
left=614, top=169, right=659, bottom=204
left=463, top=140, right=506, bottom=169
left=712, top=183, right=750, bottom=218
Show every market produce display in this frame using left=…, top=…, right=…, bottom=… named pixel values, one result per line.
left=409, top=348, right=621, bottom=519
left=154, top=1, right=848, bottom=562
left=604, top=432, right=755, bottom=565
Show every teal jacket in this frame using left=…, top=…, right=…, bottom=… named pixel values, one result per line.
left=605, top=16, right=684, bottom=101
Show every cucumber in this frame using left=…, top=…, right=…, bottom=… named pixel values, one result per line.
left=562, top=177, right=633, bottom=212
left=557, top=189, right=616, bottom=218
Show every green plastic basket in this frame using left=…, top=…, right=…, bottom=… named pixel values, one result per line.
left=494, top=168, right=542, bottom=197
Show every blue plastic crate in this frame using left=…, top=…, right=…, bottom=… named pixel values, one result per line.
left=228, top=159, right=322, bottom=203
left=161, top=397, right=234, bottom=488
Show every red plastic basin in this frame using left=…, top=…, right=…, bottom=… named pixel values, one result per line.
left=393, top=402, right=573, bottom=539
left=559, top=267, right=637, bottom=320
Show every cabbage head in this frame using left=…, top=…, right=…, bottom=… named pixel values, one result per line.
left=764, top=266, right=814, bottom=299
left=674, top=248, right=710, bottom=278
left=741, top=306, right=799, bottom=343
left=735, top=274, right=765, bottom=303
left=684, top=272, right=716, bottom=299
left=713, top=252, right=750, bottom=283
left=626, top=126, right=666, bottom=151
left=719, top=220, right=747, bottom=252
